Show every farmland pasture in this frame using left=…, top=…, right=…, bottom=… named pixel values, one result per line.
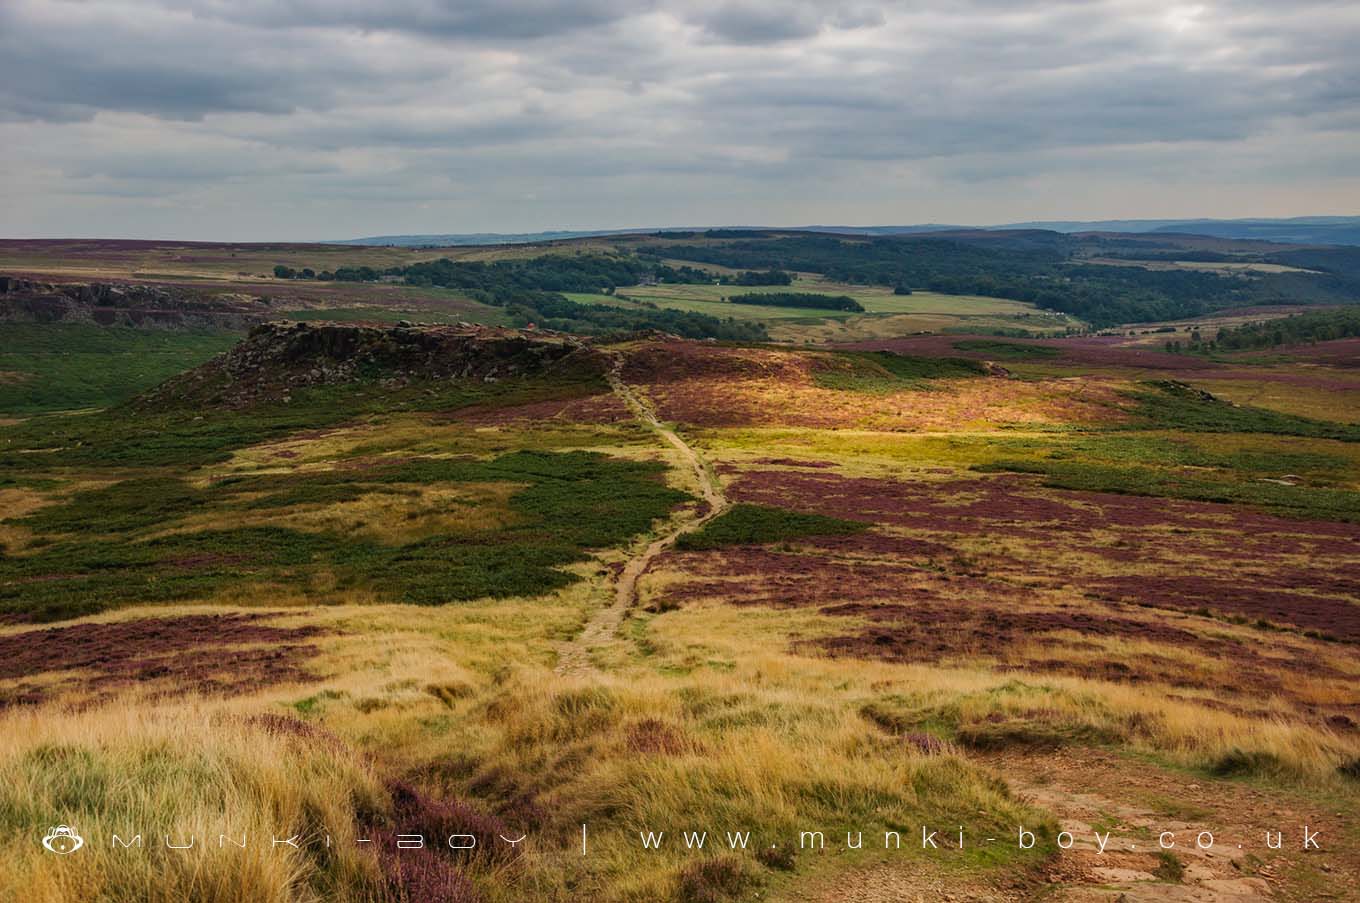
left=565, top=275, right=1081, bottom=339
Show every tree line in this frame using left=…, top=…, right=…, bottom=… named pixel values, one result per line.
left=728, top=292, right=864, bottom=311
left=1171, top=306, right=1360, bottom=353
left=656, top=235, right=1360, bottom=328
left=274, top=253, right=768, bottom=341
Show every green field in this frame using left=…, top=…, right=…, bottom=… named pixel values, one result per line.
left=564, top=277, right=1081, bottom=338
left=0, top=323, right=240, bottom=414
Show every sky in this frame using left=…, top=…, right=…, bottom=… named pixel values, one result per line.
left=2, top=0, right=1358, bottom=241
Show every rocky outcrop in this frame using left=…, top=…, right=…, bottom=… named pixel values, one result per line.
left=0, top=276, right=265, bottom=330
left=137, top=321, right=605, bottom=409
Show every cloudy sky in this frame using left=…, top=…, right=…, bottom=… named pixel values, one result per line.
left=2, top=0, right=1358, bottom=240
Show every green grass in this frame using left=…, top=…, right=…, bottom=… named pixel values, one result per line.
left=1, top=451, right=689, bottom=621
left=0, top=356, right=679, bottom=622
left=676, top=503, right=869, bottom=550
left=1153, top=850, right=1185, bottom=883
left=728, top=291, right=863, bottom=312
left=1, top=370, right=608, bottom=470
left=565, top=282, right=1061, bottom=321
left=1044, top=434, right=1353, bottom=477
left=813, top=351, right=989, bottom=393
left=976, top=457, right=1360, bottom=522
left=0, top=324, right=240, bottom=414
left=951, top=339, right=1060, bottom=360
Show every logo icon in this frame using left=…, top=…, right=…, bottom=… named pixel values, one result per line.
left=42, top=825, right=84, bottom=855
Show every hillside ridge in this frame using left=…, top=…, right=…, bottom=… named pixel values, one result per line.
left=135, top=320, right=605, bottom=409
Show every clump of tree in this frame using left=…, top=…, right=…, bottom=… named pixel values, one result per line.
left=1208, top=307, right=1360, bottom=352
left=503, top=292, right=767, bottom=341
left=272, top=265, right=320, bottom=280
left=719, top=269, right=793, bottom=286
left=334, top=266, right=382, bottom=282
left=652, top=262, right=716, bottom=283
left=398, top=253, right=654, bottom=294
left=728, top=292, right=864, bottom=312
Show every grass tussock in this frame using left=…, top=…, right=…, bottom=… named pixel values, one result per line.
left=853, top=673, right=1360, bottom=783
left=329, top=662, right=1052, bottom=901
left=0, top=702, right=388, bottom=903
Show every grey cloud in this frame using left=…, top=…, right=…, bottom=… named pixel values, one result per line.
left=170, top=0, right=653, bottom=40
left=685, top=2, right=886, bottom=44
left=1, top=0, right=1358, bottom=239
left=0, top=2, right=449, bottom=122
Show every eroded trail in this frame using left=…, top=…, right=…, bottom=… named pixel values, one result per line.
left=813, top=749, right=1328, bottom=903
left=555, top=359, right=727, bottom=676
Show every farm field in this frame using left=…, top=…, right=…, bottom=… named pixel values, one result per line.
left=1082, top=257, right=1318, bottom=275
left=568, top=277, right=1080, bottom=339
left=1, top=315, right=1358, bottom=902
left=0, top=239, right=537, bottom=284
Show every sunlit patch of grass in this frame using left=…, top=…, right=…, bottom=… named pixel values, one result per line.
left=699, top=425, right=1360, bottom=521
left=637, top=598, right=1360, bottom=785
left=951, top=340, right=1060, bottom=360
left=811, top=351, right=988, bottom=393
left=173, top=482, right=525, bottom=543
left=1191, top=377, right=1360, bottom=425
left=1126, top=380, right=1360, bottom=442
left=0, top=486, right=59, bottom=554
left=218, top=415, right=655, bottom=476
left=441, top=667, right=1048, bottom=901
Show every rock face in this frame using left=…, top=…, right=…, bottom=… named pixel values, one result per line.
left=137, top=321, right=605, bottom=409
left=0, top=276, right=264, bottom=330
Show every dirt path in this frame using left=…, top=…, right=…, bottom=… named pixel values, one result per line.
left=554, top=357, right=727, bottom=676
left=815, top=747, right=1355, bottom=902
left=993, top=749, right=1358, bottom=902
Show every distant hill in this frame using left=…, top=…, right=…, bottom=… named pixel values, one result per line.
left=343, top=217, right=1360, bottom=247
left=333, top=229, right=653, bottom=247
left=1142, top=218, right=1360, bottom=246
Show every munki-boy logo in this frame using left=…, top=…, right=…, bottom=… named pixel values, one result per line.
left=42, top=825, right=84, bottom=855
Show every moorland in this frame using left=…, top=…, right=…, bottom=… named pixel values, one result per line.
left=1, top=228, right=1358, bottom=903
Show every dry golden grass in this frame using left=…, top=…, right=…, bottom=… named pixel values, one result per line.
left=4, top=550, right=1356, bottom=902
left=637, top=587, right=1360, bottom=784
left=1192, top=377, right=1360, bottom=425
left=0, top=486, right=55, bottom=552
left=161, top=482, right=525, bottom=544
left=652, top=373, right=1124, bottom=432
left=0, top=699, right=389, bottom=903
